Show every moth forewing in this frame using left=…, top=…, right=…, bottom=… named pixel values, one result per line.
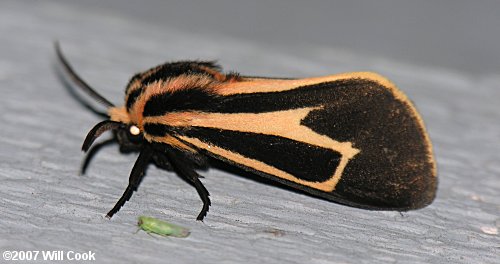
left=149, top=73, right=437, bottom=211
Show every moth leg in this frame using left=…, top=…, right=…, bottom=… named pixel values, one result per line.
left=80, top=138, right=115, bottom=175
left=166, top=149, right=211, bottom=221
left=106, top=146, right=153, bottom=218
left=151, top=152, right=173, bottom=171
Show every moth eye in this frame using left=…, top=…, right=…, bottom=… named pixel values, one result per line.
left=129, top=125, right=141, bottom=136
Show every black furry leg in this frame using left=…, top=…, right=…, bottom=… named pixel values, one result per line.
left=192, top=177, right=211, bottom=221
left=106, top=146, right=153, bottom=218
left=165, top=149, right=211, bottom=221
left=80, top=138, right=115, bottom=175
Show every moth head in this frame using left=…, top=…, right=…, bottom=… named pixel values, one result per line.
left=101, top=106, right=146, bottom=152
left=55, top=42, right=147, bottom=153
left=81, top=119, right=145, bottom=153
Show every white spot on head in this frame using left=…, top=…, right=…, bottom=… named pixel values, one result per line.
left=129, top=125, right=140, bottom=136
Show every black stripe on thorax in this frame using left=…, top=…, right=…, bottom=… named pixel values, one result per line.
left=126, top=88, right=144, bottom=110
left=140, top=61, right=221, bottom=87
left=143, top=88, right=220, bottom=116
left=144, top=123, right=177, bottom=137
left=125, top=61, right=223, bottom=112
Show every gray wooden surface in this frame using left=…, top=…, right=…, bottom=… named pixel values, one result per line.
left=0, top=1, right=498, bottom=263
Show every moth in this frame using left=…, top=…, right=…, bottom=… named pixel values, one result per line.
left=56, top=43, right=437, bottom=221
left=137, top=216, right=190, bottom=238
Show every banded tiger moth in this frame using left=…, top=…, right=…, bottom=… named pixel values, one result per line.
left=56, top=43, right=437, bottom=221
